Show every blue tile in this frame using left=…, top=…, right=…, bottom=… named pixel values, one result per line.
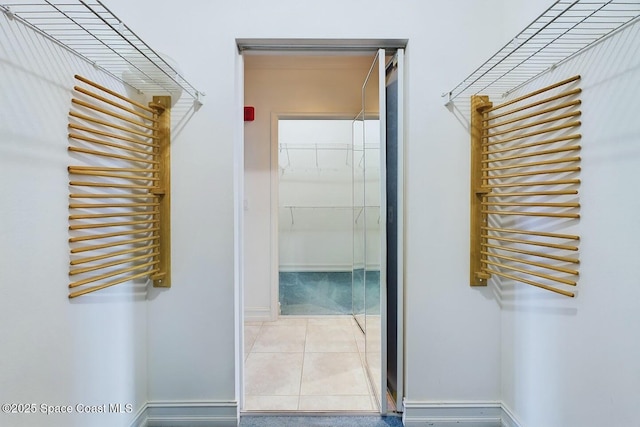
left=365, top=270, right=380, bottom=315
left=279, top=271, right=381, bottom=316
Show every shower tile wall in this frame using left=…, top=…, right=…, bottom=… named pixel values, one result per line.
left=279, top=271, right=380, bottom=316
left=279, top=272, right=351, bottom=315
left=365, top=271, right=380, bottom=315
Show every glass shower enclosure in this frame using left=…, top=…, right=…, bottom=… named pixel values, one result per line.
left=352, top=49, right=385, bottom=411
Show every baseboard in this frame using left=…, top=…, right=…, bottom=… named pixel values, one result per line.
left=129, top=403, right=148, bottom=427
left=500, top=404, right=522, bottom=427
left=130, top=400, right=238, bottom=427
left=131, top=399, right=518, bottom=427
left=402, top=401, right=503, bottom=427
left=244, top=306, right=273, bottom=322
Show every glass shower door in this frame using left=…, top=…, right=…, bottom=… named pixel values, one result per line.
left=363, top=49, right=386, bottom=413
left=354, top=48, right=404, bottom=414
left=352, top=111, right=366, bottom=332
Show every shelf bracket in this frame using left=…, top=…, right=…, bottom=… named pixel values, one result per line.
left=470, top=95, right=493, bottom=287
left=152, top=96, right=172, bottom=288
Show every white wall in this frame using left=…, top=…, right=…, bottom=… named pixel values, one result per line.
left=0, top=12, right=147, bottom=427
left=277, top=119, right=383, bottom=273
left=1, top=0, right=535, bottom=424
left=495, top=15, right=640, bottom=427
left=278, top=120, right=354, bottom=272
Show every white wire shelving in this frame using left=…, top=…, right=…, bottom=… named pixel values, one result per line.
left=0, top=0, right=204, bottom=107
left=443, top=0, right=640, bottom=105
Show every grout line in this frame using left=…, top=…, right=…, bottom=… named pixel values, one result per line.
left=297, top=318, right=308, bottom=410
left=243, top=323, right=257, bottom=363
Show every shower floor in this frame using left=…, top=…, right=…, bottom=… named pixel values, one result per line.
left=279, top=271, right=380, bottom=316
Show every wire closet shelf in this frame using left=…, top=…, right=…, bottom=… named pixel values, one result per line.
left=1, top=0, right=204, bottom=107
left=443, top=0, right=640, bottom=104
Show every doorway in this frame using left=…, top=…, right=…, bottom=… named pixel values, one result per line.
left=240, top=44, right=404, bottom=414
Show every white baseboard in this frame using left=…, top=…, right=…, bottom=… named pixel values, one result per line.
left=129, top=404, right=148, bottom=427
left=501, top=404, right=522, bottom=427
left=131, top=399, right=518, bottom=427
left=130, top=400, right=238, bottom=427
left=403, top=401, right=503, bottom=427
left=244, top=306, right=273, bottom=322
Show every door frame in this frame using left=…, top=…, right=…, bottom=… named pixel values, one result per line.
left=236, top=39, right=407, bottom=414
left=385, top=49, right=404, bottom=411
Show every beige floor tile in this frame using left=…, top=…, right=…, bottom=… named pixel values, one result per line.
left=245, top=352, right=304, bottom=396
left=300, top=352, right=370, bottom=396
left=305, top=323, right=358, bottom=353
left=244, top=395, right=299, bottom=411
left=307, top=316, right=352, bottom=327
left=244, top=316, right=382, bottom=412
left=251, top=325, right=307, bottom=353
left=365, top=315, right=381, bottom=336
left=265, top=317, right=308, bottom=326
left=298, top=395, right=374, bottom=411
left=244, top=325, right=262, bottom=353
left=244, top=321, right=264, bottom=326
left=352, top=324, right=365, bottom=354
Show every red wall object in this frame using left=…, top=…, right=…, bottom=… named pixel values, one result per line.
left=244, top=106, right=255, bottom=121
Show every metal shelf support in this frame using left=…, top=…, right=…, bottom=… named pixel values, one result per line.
left=443, top=0, right=640, bottom=104
left=1, top=0, right=204, bottom=106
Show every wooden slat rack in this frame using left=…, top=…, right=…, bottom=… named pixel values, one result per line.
left=68, top=75, right=171, bottom=298
left=470, top=76, right=582, bottom=297
left=447, top=1, right=640, bottom=297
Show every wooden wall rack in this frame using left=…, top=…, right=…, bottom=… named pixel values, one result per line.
left=470, top=76, right=582, bottom=297
left=67, top=75, right=171, bottom=298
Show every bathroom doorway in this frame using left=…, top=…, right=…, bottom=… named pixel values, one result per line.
left=240, top=45, right=404, bottom=414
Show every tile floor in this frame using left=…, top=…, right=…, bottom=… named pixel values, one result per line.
left=244, top=316, right=378, bottom=412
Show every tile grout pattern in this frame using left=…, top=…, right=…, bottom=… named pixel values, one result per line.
left=244, top=316, right=377, bottom=412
